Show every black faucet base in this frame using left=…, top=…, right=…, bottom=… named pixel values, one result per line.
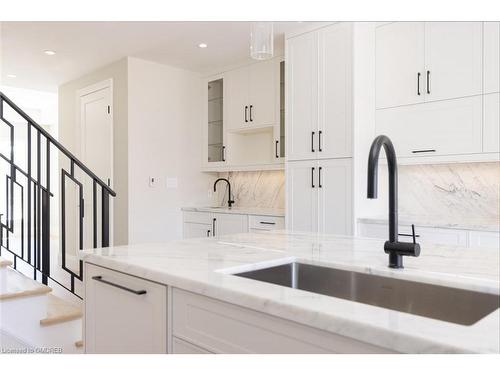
left=388, top=253, right=403, bottom=269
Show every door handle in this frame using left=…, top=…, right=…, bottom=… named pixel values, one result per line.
left=412, top=149, right=436, bottom=154
left=318, top=166, right=322, bottom=188
left=417, top=72, right=421, bottom=96
left=318, top=130, right=322, bottom=152
left=249, top=105, right=253, bottom=122
left=311, top=167, right=315, bottom=188
left=275, top=140, right=279, bottom=158
left=426, top=70, right=431, bottom=94
left=207, top=229, right=211, bottom=237
left=212, top=218, right=216, bottom=236
left=92, top=276, right=147, bottom=295
left=245, top=106, right=248, bottom=122
left=221, top=145, right=226, bottom=162
left=311, top=132, right=315, bottom=153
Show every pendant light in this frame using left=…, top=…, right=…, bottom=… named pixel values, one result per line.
left=250, top=22, right=274, bottom=60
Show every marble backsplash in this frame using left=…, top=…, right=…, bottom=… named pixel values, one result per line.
left=395, top=162, right=500, bottom=226
left=214, top=170, right=285, bottom=209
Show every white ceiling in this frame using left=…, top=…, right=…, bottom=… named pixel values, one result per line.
left=1, top=21, right=319, bottom=92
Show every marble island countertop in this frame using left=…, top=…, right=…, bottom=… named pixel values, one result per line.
left=182, top=206, right=285, bottom=217
left=79, top=231, right=500, bottom=354
left=358, top=216, right=500, bottom=232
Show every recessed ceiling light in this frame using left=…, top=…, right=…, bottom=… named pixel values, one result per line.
left=7, top=74, right=17, bottom=78
left=198, top=43, right=208, bottom=49
left=44, top=50, right=56, bottom=55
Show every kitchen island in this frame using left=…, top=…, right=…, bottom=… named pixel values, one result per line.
left=79, top=231, right=500, bottom=354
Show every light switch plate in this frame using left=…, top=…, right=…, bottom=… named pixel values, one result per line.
left=149, top=176, right=158, bottom=188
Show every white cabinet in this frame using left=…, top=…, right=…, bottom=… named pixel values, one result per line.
left=483, top=93, right=500, bottom=153
left=376, top=22, right=483, bottom=109
left=376, top=96, right=483, bottom=158
left=376, top=22, right=425, bottom=109
left=182, top=210, right=248, bottom=238
left=248, top=215, right=285, bottom=233
left=226, top=59, right=276, bottom=131
left=84, top=263, right=167, bottom=354
left=172, top=288, right=393, bottom=353
left=203, top=75, right=226, bottom=167
left=287, top=159, right=352, bottom=235
left=483, top=22, right=500, bottom=94
left=287, top=23, right=353, bottom=161
left=213, top=213, right=248, bottom=237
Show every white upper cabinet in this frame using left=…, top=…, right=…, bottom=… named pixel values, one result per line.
left=318, top=23, right=353, bottom=159
left=483, top=93, right=500, bottom=153
left=424, top=22, right=483, bottom=102
left=226, top=67, right=250, bottom=131
left=204, top=76, right=226, bottom=167
left=376, top=22, right=425, bottom=109
left=484, top=22, right=500, bottom=94
left=286, top=31, right=319, bottom=161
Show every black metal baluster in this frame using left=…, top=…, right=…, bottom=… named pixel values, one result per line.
left=102, top=188, right=110, bottom=247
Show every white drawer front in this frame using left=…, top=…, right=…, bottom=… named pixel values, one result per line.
left=172, top=288, right=394, bottom=354
left=248, top=215, right=285, bottom=231
left=183, top=211, right=213, bottom=225
left=85, top=263, right=167, bottom=353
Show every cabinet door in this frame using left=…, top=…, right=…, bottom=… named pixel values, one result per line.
left=483, top=93, right=500, bottom=153
left=484, top=22, right=500, bottom=94
left=375, top=22, right=425, bottom=109
left=376, top=96, right=482, bottom=158
left=317, top=158, right=353, bottom=235
left=287, top=32, right=319, bottom=161
left=213, top=213, right=248, bottom=237
left=85, top=264, right=167, bottom=353
left=248, top=59, right=276, bottom=127
left=286, top=160, right=318, bottom=232
left=318, top=23, right=353, bottom=159
left=226, top=66, right=249, bottom=131
left=183, top=222, right=213, bottom=239
left=204, top=76, right=226, bottom=166
left=424, top=22, right=483, bottom=102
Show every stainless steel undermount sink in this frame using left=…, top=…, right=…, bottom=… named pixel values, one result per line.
left=234, top=262, right=500, bottom=326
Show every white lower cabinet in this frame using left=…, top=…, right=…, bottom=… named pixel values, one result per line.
left=84, top=263, right=167, bottom=353
left=172, top=288, right=394, bottom=354
left=248, top=215, right=285, bottom=233
left=183, top=211, right=248, bottom=238
left=287, top=158, right=353, bottom=235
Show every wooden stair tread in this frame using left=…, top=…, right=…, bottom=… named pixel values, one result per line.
left=0, top=257, right=13, bottom=268
left=0, top=267, right=52, bottom=300
left=40, top=294, right=82, bottom=326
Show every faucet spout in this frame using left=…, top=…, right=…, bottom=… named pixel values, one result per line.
left=366, top=135, right=420, bottom=268
left=214, top=178, right=235, bottom=208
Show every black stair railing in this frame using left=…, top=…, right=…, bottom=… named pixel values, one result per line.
left=0, top=91, right=116, bottom=298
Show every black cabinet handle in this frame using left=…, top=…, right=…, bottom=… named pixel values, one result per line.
left=426, top=70, right=431, bottom=94
left=411, top=149, right=436, bottom=154
left=221, top=146, right=226, bottom=161
left=311, top=131, right=315, bottom=153
left=318, top=131, right=322, bottom=152
left=245, top=106, right=248, bottom=122
left=275, top=140, right=279, bottom=158
left=318, top=166, right=322, bottom=188
left=92, top=276, right=147, bottom=295
left=417, top=72, right=421, bottom=96
left=212, top=218, right=216, bottom=236
left=207, top=229, right=211, bottom=237
left=249, top=105, right=253, bottom=122
left=311, top=167, right=315, bottom=188
left=259, top=221, right=275, bottom=225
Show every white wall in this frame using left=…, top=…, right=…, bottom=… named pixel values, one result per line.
left=127, top=57, right=213, bottom=244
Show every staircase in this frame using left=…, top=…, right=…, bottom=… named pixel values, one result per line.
left=0, top=91, right=116, bottom=352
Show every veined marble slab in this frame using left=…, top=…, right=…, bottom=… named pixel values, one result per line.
left=182, top=206, right=285, bottom=217
left=80, top=231, right=500, bottom=354
left=358, top=216, right=499, bottom=232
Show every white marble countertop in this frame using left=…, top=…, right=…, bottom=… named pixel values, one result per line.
left=182, top=206, right=285, bottom=217
left=358, top=216, right=499, bottom=232
left=80, top=231, right=500, bottom=354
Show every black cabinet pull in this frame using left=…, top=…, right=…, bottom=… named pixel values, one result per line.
left=92, top=276, right=147, bottom=295
left=311, top=131, right=315, bottom=152
left=318, top=166, right=322, bottom=188
left=249, top=105, right=253, bottom=122
left=212, top=218, right=216, bottom=236
left=412, top=149, right=436, bottom=154
left=221, top=145, right=226, bottom=161
left=318, top=130, right=322, bottom=152
left=244, top=106, right=248, bottom=122
left=207, top=229, right=211, bottom=237
left=417, top=72, right=421, bottom=96
left=259, top=221, right=275, bottom=225
left=275, top=140, right=279, bottom=158
left=426, top=70, right=431, bottom=94
left=311, top=167, right=315, bottom=188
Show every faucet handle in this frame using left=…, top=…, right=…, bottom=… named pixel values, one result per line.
left=398, top=224, right=420, bottom=243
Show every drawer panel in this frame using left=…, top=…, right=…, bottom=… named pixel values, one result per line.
left=248, top=215, right=285, bottom=231
left=172, top=288, right=394, bottom=354
left=183, top=211, right=213, bottom=225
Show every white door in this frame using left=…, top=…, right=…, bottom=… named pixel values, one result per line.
left=286, top=32, right=319, bottom=161
left=213, top=213, right=248, bottom=237
left=424, top=22, right=483, bottom=102
left=225, top=66, right=249, bottom=131
left=318, top=23, right=353, bottom=159
left=483, top=93, right=500, bottom=153
left=317, top=158, right=353, bottom=235
left=183, top=222, right=213, bottom=239
left=286, top=160, right=318, bottom=232
left=375, top=22, right=425, bottom=109
left=484, top=22, right=500, bottom=94
left=78, top=81, right=113, bottom=249
left=248, top=59, right=276, bottom=128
